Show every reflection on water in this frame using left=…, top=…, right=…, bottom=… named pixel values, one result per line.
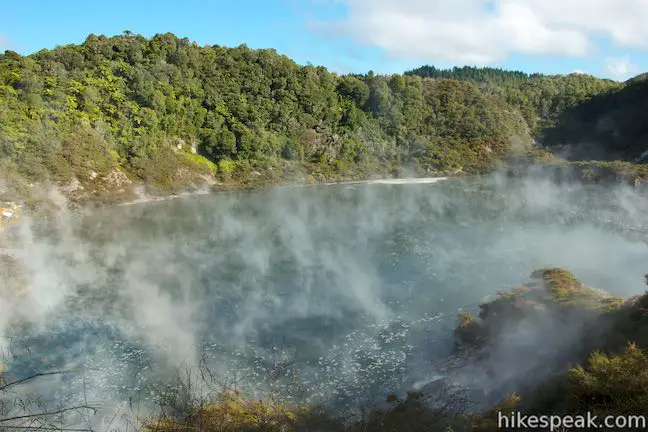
left=4, top=176, right=648, bottom=413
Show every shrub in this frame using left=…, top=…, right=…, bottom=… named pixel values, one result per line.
left=184, top=152, right=218, bottom=174
left=567, top=343, right=648, bottom=416
left=217, top=158, right=237, bottom=178
left=454, top=312, right=484, bottom=347
left=147, top=389, right=309, bottom=432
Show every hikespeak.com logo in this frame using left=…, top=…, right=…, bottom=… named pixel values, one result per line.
left=498, top=411, right=648, bottom=430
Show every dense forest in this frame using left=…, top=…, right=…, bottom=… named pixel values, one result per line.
left=0, top=32, right=644, bottom=202
left=406, top=65, right=623, bottom=135
left=541, top=76, right=648, bottom=161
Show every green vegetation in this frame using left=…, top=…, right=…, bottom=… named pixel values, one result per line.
left=144, top=381, right=511, bottom=432
left=406, top=65, right=622, bottom=134
left=567, top=343, right=648, bottom=416
left=0, top=34, right=535, bottom=202
left=541, top=78, right=648, bottom=161
left=455, top=268, right=624, bottom=348
left=502, top=150, right=648, bottom=186
left=529, top=267, right=625, bottom=311
left=451, top=268, right=648, bottom=430
left=407, top=65, right=648, bottom=166
left=3, top=32, right=645, bottom=205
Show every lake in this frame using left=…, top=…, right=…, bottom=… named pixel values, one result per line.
left=3, top=174, right=648, bottom=419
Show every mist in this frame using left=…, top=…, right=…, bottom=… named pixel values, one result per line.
left=1, top=170, right=648, bottom=428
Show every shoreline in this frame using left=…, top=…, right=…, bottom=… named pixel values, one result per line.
left=116, top=176, right=451, bottom=207
left=325, top=177, right=449, bottom=185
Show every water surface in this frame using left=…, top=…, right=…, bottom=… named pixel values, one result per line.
left=5, top=175, right=648, bottom=414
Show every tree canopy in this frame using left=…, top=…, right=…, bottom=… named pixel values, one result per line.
left=0, top=32, right=639, bottom=194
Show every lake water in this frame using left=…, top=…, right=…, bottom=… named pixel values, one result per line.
left=4, top=174, right=648, bottom=419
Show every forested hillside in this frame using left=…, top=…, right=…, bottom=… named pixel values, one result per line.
left=540, top=77, right=648, bottom=161
left=406, top=65, right=623, bottom=134
left=0, top=32, right=642, bottom=202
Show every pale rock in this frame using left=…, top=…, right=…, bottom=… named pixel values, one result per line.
left=102, top=169, right=132, bottom=189
left=61, top=178, right=82, bottom=194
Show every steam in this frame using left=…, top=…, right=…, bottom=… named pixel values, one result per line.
left=1, top=169, right=648, bottom=427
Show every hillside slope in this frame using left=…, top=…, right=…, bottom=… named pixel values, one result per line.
left=0, top=33, right=645, bottom=205
left=540, top=78, right=648, bottom=161
left=0, top=33, right=537, bottom=204
left=405, top=65, right=622, bottom=135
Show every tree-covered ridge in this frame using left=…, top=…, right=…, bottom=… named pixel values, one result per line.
left=0, top=32, right=642, bottom=203
left=405, top=65, right=533, bottom=84
left=540, top=78, right=648, bottom=161
left=406, top=64, right=623, bottom=134
left=0, top=32, right=537, bottom=197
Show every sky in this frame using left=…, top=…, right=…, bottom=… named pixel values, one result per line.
left=1, top=0, right=647, bottom=81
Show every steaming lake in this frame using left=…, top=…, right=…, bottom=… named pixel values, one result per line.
left=5, top=175, right=648, bottom=414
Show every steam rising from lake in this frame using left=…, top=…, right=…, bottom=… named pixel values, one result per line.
left=2, top=174, right=648, bottom=425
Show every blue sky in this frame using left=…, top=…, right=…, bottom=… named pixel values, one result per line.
left=2, top=0, right=647, bottom=80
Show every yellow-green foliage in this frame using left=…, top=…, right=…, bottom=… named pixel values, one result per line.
left=185, top=152, right=218, bottom=174
left=470, top=393, right=520, bottom=432
left=477, top=293, right=527, bottom=322
left=567, top=343, right=648, bottom=416
left=58, top=124, right=119, bottom=179
left=454, top=312, right=484, bottom=346
left=509, top=284, right=532, bottom=296
left=217, top=158, right=237, bottom=178
left=147, top=390, right=309, bottom=432
left=456, top=268, right=624, bottom=350
left=145, top=389, right=491, bottom=432
left=530, top=268, right=581, bottom=299
left=530, top=267, right=624, bottom=311
left=457, top=311, right=476, bottom=328
left=528, top=148, right=558, bottom=163
left=128, top=146, right=211, bottom=192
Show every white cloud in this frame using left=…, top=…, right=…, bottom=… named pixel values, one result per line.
left=604, top=56, right=640, bottom=78
left=322, top=0, right=648, bottom=64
